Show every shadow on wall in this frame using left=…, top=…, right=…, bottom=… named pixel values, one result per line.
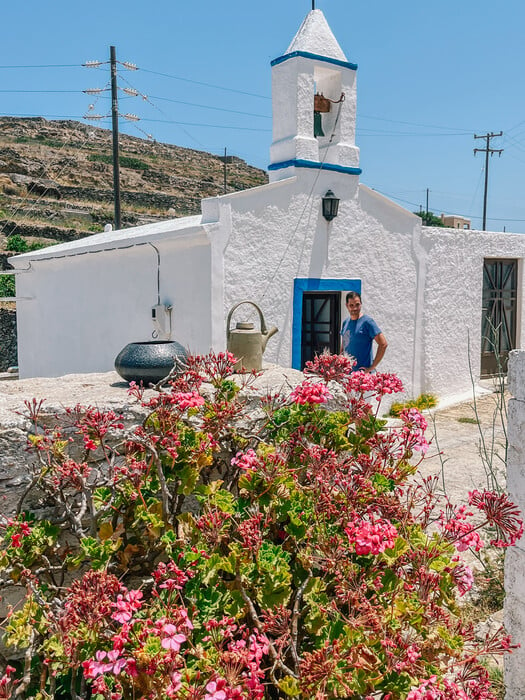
left=0, top=308, right=17, bottom=371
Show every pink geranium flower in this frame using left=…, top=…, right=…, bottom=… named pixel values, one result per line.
left=345, top=515, right=398, bottom=556
left=161, top=623, right=186, bottom=651
left=231, top=448, right=259, bottom=471
left=289, top=381, right=332, bottom=405
left=171, top=391, right=205, bottom=410
left=111, top=589, right=143, bottom=623
left=83, top=649, right=126, bottom=678
left=205, top=679, right=228, bottom=700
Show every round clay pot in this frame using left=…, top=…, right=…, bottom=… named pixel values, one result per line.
left=114, top=340, right=188, bottom=385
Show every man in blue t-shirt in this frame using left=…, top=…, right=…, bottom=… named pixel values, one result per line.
left=340, top=291, right=388, bottom=372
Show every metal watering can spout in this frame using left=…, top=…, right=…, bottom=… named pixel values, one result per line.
left=261, top=325, right=278, bottom=352
left=226, top=301, right=278, bottom=372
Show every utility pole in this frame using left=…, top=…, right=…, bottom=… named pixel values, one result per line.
left=426, top=188, right=429, bottom=224
left=219, top=148, right=233, bottom=194
left=474, top=131, right=503, bottom=231
left=223, top=147, right=227, bottom=194
left=110, top=46, right=121, bottom=230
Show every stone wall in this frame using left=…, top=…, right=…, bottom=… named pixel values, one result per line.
left=505, top=350, right=525, bottom=698
left=0, top=365, right=304, bottom=518
left=0, top=308, right=17, bottom=371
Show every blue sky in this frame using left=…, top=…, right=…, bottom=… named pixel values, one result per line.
left=2, top=0, right=524, bottom=232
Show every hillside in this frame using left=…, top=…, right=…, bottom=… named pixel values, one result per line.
left=0, top=116, right=268, bottom=260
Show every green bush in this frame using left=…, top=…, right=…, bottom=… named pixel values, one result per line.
left=5, top=234, right=49, bottom=253
left=88, top=153, right=150, bottom=170
left=0, top=274, right=15, bottom=297
left=389, top=392, right=438, bottom=417
left=5, top=234, right=29, bottom=253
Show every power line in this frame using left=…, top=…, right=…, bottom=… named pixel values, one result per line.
left=369, top=187, right=525, bottom=225
left=359, top=113, right=473, bottom=133
left=138, top=118, right=270, bottom=132
left=0, top=112, right=84, bottom=119
left=139, top=67, right=270, bottom=100
left=148, top=95, right=270, bottom=119
left=0, top=89, right=81, bottom=94
left=0, top=63, right=81, bottom=69
left=358, top=129, right=469, bottom=137
left=115, top=72, right=206, bottom=149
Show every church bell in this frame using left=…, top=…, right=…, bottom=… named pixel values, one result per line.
left=314, top=93, right=330, bottom=137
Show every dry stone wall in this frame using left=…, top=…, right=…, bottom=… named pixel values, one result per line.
left=0, top=365, right=305, bottom=518
left=0, top=254, right=17, bottom=372
left=0, top=308, right=16, bottom=371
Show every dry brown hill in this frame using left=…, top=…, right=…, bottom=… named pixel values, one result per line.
left=0, top=116, right=268, bottom=259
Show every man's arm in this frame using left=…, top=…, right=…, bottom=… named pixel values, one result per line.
left=368, top=333, right=388, bottom=372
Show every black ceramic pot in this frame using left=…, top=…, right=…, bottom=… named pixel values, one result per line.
left=114, top=340, right=188, bottom=385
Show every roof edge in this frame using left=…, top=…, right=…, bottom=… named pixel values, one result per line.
left=271, top=51, right=357, bottom=71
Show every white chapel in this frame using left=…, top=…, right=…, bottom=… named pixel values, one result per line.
left=10, top=10, right=525, bottom=402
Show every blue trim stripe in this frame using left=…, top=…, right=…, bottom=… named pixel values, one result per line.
left=268, top=159, right=362, bottom=176
left=292, top=278, right=361, bottom=370
left=271, top=51, right=358, bottom=71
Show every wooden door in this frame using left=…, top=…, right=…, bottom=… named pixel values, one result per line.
left=301, top=292, right=341, bottom=368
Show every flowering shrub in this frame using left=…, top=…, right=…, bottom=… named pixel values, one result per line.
left=0, top=351, right=522, bottom=699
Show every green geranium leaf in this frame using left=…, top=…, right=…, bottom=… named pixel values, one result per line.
left=278, top=676, right=301, bottom=696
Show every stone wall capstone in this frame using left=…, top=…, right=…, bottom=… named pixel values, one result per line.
left=504, top=349, right=525, bottom=699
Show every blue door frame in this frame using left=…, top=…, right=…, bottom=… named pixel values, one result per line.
left=292, top=278, right=361, bottom=369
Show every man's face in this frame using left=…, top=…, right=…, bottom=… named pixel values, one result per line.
left=346, top=296, right=362, bottom=320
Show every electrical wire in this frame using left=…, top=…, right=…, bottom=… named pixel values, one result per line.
left=138, top=118, right=270, bottom=132
left=358, top=113, right=473, bottom=133
left=370, top=186, right=525, bottom=226
left=0, top=128, right=103, bottom=239
left=0, top=64, right=82, bottom=69
left=139, top=67, right=270, bottom=100
left=357, top=129, right=470, bottom=137
left=0, top=89, right=81, bottom=94
left=115, top=72, right=207, bottom=149
left=0, top=112, right=85, bottom=119
left=148, top=95, right=270, bottom=120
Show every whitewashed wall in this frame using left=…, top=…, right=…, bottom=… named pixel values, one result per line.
left=14, top=223, right=212, bottom=378
left=422, top=227, right=525, bottom=397
left=207, top=171, right=525, bottom=401
left=504, top=349, right=525, bottom=699
left=210, top=169, right=420, bottom=395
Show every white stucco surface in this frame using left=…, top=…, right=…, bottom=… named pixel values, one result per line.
left=13, top=222, right=212, bottom=377
left=286, top=9, right=348, bottom=61
left=504, top=350, right=525, bottom=698
left=421, top=228, right=525, bottom=397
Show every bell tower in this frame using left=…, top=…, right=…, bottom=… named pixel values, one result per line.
left=268, top=10, right=361, bottom=181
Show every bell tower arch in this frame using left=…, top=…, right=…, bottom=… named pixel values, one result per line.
left=269, top=10, right=361, bottom=181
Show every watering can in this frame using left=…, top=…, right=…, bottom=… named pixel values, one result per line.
left=226, top=301, right=278, bottom=372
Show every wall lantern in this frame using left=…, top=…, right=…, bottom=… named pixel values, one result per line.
left=322, top=190, right=339, bottom=221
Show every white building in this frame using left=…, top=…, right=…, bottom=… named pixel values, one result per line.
left=10, top=10, right=525, bottom=402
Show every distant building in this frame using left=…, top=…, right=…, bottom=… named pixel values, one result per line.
left=441, top=214, right=471, bottom=229
left=10, top=10, right=525, bottom=403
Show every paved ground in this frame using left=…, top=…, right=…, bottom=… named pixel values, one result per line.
left=423, top=386, right=508, bottom=502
